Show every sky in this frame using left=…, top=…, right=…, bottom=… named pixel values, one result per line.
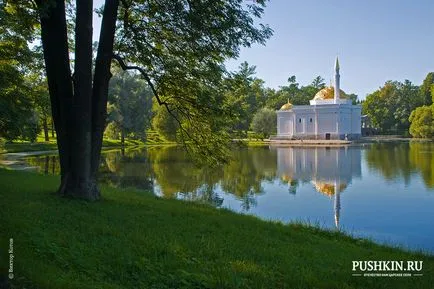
left=93, top=0, right=434, bottom=99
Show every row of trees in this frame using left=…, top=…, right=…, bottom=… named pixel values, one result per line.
left=409, top=73, right=434, bottom=138
left=362, top=73, right=434, bottom=136
left=0, top=2, right=52, bottom=142
left=2, top=55, right=350, bottom=143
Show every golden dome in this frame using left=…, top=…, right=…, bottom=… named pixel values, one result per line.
left=280, top=101, right=293, bottom=110
left=312, top=181, right=347, bottom=196
left=313, top=86, right=347, bottom=101
left=281, top=174, right=293, bottom=183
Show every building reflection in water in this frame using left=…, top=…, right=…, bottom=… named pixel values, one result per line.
left=274, top=146, right=362, bottom=228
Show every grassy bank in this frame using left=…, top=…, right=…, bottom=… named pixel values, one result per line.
left=1, top=131, right=174, bottom=154
left=1, top=169, right=433, bottom=289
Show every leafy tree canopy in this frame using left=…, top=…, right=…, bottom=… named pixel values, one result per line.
left=363, top=80, right=423, bottom=133
left=223, top=62, right=266, bottom=134
left=250, top=108, right=276, bottom=139
left=107, top=70, right=153, bottom=142
left=409, top=105, right=434, bottom=139
left=152, top=103, right=179, bottom=142
left=114, top=0, right=273, bottom=163
left=420, top=72, right=434, bottom=106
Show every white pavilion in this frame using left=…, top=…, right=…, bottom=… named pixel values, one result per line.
left=276, top=58, right=361, bottom=140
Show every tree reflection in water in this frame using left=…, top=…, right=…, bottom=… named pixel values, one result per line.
left=22, top=142, right=434, bottom=212
left=366, top=142, right=434, bottom=189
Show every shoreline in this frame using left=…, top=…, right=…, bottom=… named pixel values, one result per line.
left=266, top=135, right=433, bottom=147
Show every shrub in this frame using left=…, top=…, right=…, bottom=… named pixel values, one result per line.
left=409, top=105, right=434, bottom=138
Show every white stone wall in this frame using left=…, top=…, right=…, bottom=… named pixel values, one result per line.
left=276, top=103, right=362, bottom=139
left=351, top=106, right=362, bottom=135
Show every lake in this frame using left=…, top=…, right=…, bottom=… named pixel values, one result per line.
left=15, top=142, right=434, bottom=253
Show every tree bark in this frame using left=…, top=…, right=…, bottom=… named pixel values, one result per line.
left=42, top=116, right=49, bottom=141
left=91, top=0, right=120, bottom=178
left=65, top=0, right=98, bottom=200
left=37, top=0, right=73, bottom=191
left=37, top=0, right=120, bottom=200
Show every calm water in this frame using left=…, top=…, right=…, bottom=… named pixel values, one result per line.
left=17, top=142, right=434, bottom=253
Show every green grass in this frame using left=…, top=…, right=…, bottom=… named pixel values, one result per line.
left=2, top=142, right=59, bottom=153
left=1, top=169, right=433, bottom=289
left=1, top=130, right=175, bottom=154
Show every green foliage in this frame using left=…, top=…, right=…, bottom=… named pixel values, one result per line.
left=250, top=108, right=276, bottom=139
left=107, top=71, right=153, bottom=141
left=409, top=105, right=434, bottom=138
left=151, top=105, right=179, bottom=142
left=224, top=62, right=267, bottom=133
left=2, top=169, right=434, bottom=289
left=432, top=85, right=434, bottom=103
left=0, top=63, right=40, bottom=141
left=420, top=72, right=434, bottom=105
left=363, top=80, right=423, bottom=133
left=26, top=73, right=52, bottom=140
left=0, top=63, right=27, bottom=138
left=0, top=1, right=37, bottom=64
left=310, top=75, right=326, bottom=89
left=115, top=0, right=272, bottom=164
left=0, top=1, right=48, bottom=142
left=363, top=83, right=395, bottom=132
left=104, top=121, right=122, bottom=140
left=0, top=137, right=5, bottom=153
left=347, top=93, right=358, bottom=105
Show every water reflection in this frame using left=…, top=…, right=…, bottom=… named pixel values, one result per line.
left=275, top=146, right=361, bottom=228
left=26, top=154, right=60, bottom=174
left=366, top=142, right=434, bottom=188
left=22, top=143, right=434, bottom=203
left=100, top=148, right=154, bottom=192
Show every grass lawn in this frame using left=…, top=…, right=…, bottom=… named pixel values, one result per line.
left=1, top=131, right=174, bottom=154
left=1, top=169, right=433, bottom=289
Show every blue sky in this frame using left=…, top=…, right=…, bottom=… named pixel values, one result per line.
left=93, top=0, right=434, bottom=99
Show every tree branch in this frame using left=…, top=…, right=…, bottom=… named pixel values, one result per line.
left=112, top=53, right=199, bottom=153
left=112, top=54, right=163, bottom=106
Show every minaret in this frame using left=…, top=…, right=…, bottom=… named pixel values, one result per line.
left=334, top=57, right=340, bottom=103
left=334, top=183, right=341, bottom=228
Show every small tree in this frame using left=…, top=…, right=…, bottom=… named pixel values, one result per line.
left=409, top=105, right=434, bottom=138
left=250, top=108, right=276, bottom=139
left=107, top=71, right=153, bottom=144
left=152, top=105, right=179, bottom=142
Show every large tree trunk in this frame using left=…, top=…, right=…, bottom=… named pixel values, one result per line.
left=37, top=0, right=120, bottom=200
left=91, top=0, right=120, bottom=178
left=65, top=0, right=98, bottom=199
left=37, top=0, right=73, bottom=192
